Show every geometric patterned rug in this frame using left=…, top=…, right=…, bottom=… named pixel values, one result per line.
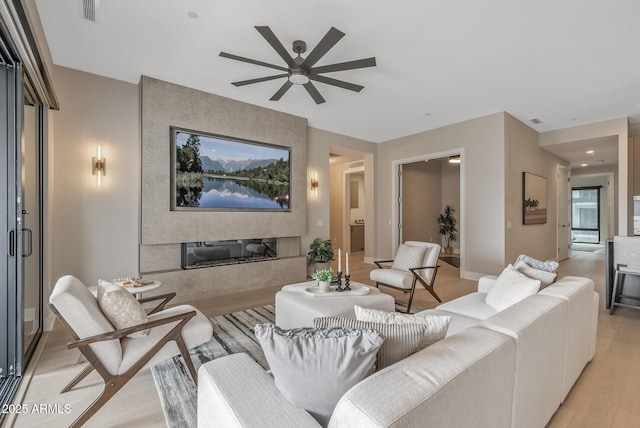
left=152, top=300, right=420, bottom=427
left=152, top=305, right=275, bottom=428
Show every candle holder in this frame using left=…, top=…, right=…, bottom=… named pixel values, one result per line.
left=344, top=274, right=351, bottom=291
left=334, top=271, right=344, bottom=292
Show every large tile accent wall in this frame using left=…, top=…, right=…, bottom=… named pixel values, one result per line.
left=140, top=77, right=307, bottom=302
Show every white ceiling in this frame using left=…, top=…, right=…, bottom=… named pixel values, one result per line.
left=541, top=136, right=619, bottom=168
left=35, top=0, right=640, bottom=154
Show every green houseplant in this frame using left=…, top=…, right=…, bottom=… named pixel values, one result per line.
left=437, top=205, right=458, bottom=253
left=311, top=268, right=334, bottom=293
left=307, top=238, right=334, bottom=270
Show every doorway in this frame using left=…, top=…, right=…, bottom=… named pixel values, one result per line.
left=393, top=151, right=463, bottom=273
left=557, top=165, right=571, bottom=261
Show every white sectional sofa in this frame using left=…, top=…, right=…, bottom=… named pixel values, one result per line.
left=197, top=276, right=598, bottom=428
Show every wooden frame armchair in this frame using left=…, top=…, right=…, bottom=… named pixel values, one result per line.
left=49, top=275, right=213, bottom=427
left=370, top=241, right=442, bottom=313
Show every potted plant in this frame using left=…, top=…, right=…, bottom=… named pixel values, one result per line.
left=307, top=238, right=334, bottom=271
left=437, top=205, right=458, bottom=253
left=311, top=268, right=333, bottom=292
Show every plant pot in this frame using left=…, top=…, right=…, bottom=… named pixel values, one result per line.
left=314, top=262, right=331, bottom=272
left=318, top=281, right=331, bottom=293
left=444, top=247, right=453, bottom=254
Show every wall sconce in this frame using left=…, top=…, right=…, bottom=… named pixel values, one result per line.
left=448, top=155, right=461, bottom=164
left=92, top=145, right=106, bottom=188
left=310, top=172, right=319, bottom=199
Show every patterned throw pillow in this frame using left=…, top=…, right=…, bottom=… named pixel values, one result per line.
left=391, top=244, right=428, bottom=272
left=353, top=305, right=451, bottom=348
left=97, top=280, right=149, bottom=338
left=254, top=323, right=383, bottom=426
left=314, top=316, right=428, bottom=369
left=485, top=265, right=541, bottom=312
left=515, top=254, right=559, bottom=273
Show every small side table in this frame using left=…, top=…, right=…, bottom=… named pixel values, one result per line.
left=88, top=280, right=162, bottom=300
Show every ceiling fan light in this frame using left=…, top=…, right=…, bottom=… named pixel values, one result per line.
left=288, top=70, right=310, bottom=85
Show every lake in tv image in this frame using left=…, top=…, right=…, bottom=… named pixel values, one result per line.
left=173, top=129, right=290, bottom=210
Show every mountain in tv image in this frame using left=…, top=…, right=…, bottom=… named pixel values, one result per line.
left=200, top=156, right=280, bottom=173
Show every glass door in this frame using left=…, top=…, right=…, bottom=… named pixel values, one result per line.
left=21, top=103, right=43, bottom=360
left=571, top=187, right=601, bottom=244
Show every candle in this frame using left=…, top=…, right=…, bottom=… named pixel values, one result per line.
left=346, top=252, right=349, bottom=275
left=338, top=248, right=341, bottom=272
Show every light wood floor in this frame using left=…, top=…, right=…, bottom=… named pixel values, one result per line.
left=9, top=251, right=640, bottom=427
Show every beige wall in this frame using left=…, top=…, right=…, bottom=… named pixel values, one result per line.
left=306, top=128, right=377, bottom=262
left=50, top=66, right=139, bottom=288
left=504, top=113, right=569, bottom=263
left=377, top=113, right=506, bottom=278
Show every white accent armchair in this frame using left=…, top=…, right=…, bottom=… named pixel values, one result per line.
left=370, top=241, right=442, bottom=312
left=49, top=275, right=213, bottom=427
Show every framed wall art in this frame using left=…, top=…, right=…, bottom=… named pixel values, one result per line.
left=523, top=172, right=547, bottom=225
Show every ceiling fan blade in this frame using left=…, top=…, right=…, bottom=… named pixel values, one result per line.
left=220, top=52, right=288, bottom=72
left=311, top=57, right=376, bottom=74
left=303, top=82, right=326, bottom=104
left=301, top=27, right=345, bottom=69
left=309, top=74, right=364, bottom=92
left=255, top=26, right=296, bottom=68
left=232, top=74, right=288, bottom=87
left=270, top=81, right=293, bottom=101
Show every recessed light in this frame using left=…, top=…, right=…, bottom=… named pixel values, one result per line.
left=586, top=150, right=595, bottom=154
left=581, top=163, right=588, bottom=167
left=187, top=11, right=199, bottom=19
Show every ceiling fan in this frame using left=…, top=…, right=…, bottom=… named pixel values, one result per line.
left=219, top=26, right=376, bottom=104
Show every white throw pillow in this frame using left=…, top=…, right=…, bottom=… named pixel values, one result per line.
left=485, top=265, right=541, bottom=312
left=353, top=305, right=451, bottom=348
left=514, top=260, right=557, bottom=289
left=314, top=316, right=428, bottom=369
left=515, top=254, right=559, bottom=273
left=391, top=244, right=427, bottom=272
left=97, top=280, right=149, bottom=338
left=254, top=323, right=383, bottom=426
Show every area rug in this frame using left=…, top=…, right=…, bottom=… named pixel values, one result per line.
left=439, top=256, right=460, bottom=268
left=152, top=301, right=421, bottom=427
left=571, top=243, right=605, bottom=254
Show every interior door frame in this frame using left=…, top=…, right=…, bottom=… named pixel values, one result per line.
left=391, top=148, right=465, bottom=274
left=556, top=164, right=571, bottom=261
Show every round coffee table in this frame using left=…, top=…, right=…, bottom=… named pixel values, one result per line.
left=88, top=280, right=161, bottom=299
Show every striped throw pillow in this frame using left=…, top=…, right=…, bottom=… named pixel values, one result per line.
left=314, top=316, right=428, bottom=370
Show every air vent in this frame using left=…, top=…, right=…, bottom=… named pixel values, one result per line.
left=530, top=118, right=543, bottom=125
left=348, top=160, right=364, bottom=169
left=81, top=0, right=97, bottom=22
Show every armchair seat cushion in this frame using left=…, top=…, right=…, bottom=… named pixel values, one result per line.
left=119, top=304, right=213, bottom=374
left=370, top=268, right=414, bottom=289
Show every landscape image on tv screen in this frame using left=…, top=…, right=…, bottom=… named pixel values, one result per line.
left=172, top=128, right=290, bottom=210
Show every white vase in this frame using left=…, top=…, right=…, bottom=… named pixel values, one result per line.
left=318, top=281, right=331, bottom=292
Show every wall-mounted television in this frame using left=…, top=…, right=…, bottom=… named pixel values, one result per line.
left=171, top=127, right=291, bottom=211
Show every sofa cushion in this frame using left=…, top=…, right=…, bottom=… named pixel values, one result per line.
left=482, top=294, right=566, bottom=428
left=353, top=305, right=451, bottom=347
left=254, top=323, right=383, bottom=426
left=330, top=327, right=516, bottom=428
left=314, top=317, right=429, bottom=369
left=97, top=280, right=149, bottom=338
left=416, top=308, right=483, bottom=337
left=391, top=243, right=427, bottom=272
left=485, top=265, right=541, bottom=312
left=436, top=292, right=498, bottom=320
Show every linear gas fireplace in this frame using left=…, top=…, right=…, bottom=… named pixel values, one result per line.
left=181, top=238, right=278, bottom=270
